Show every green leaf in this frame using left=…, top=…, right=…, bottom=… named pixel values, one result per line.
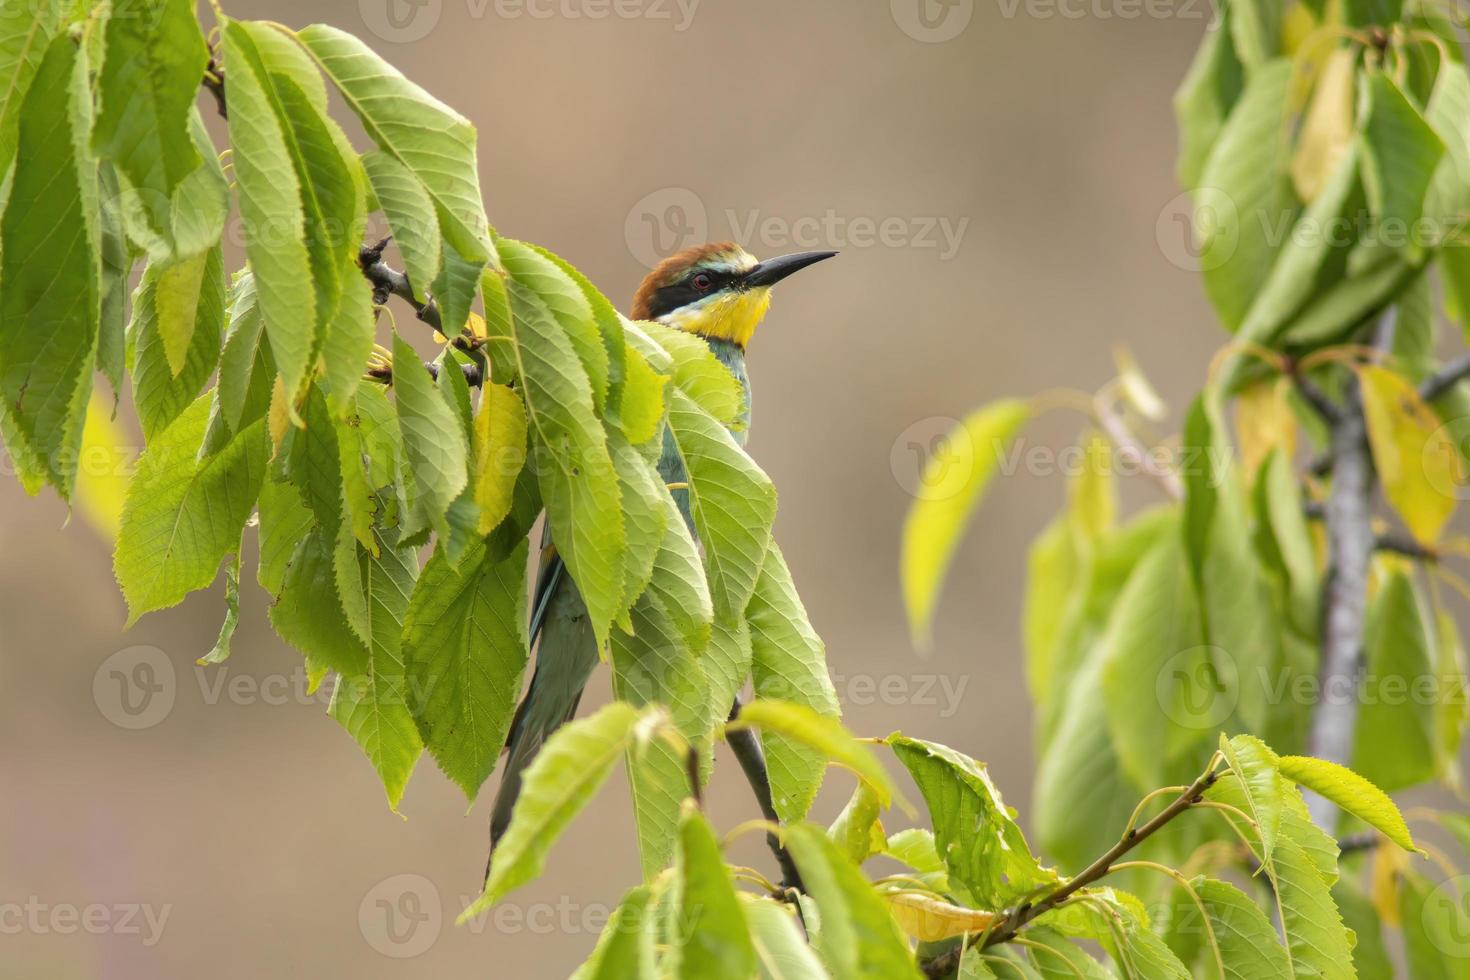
left=268, top=527, right=367, bottom=675
left=533, top=245, right=636, bottom=434
left=1209, top=764, right=1354, bottom=980
left=748, top=544, right=842, bottom=822
left=0, top=0, right=60, bottom=178
left=577, top=886, right=656, bottom=980
left=328, top=524, right=422, bottom=810
left=502, top=276, right=626, bottom=648
left=674, top=808, right=757, bottom=980
left=222, top=20, right=317, bottom=408
left=295, top=24, right=489, bottom=262
left=130, top=245, right=226, bottom=441
left=1400, top=870, right=1470, bottom=980
left=1102, top=916, right=1191, bottom=980
left=1425, top=62, right=1470, bottom=252
left=829, top=781, right=884, bottom=864
left=1173, top=11, right=1244, bottom=189
left=741, top=894, right=832, bottom=980
left=1333, top=874, right=1393, bottom=980
left=91, top=0, right=209, bottom=260
left=666, top=387, right=777, bottom=619
left=783, top=823, right=923, bottom=980
left=200, top=549, right=243, bottom=665
left=115, top=397, right=269, bottom=623
left=501, top=238, right=610, bottom=414
left=322, top=275, right=375, bottom=419
left=1359, top=68, right=1444, bottom=261
left=1098, top=534, right=1209, bottom=789
left=887, top=734, right=1056, bottom=907
left=361, top=149, right=441, bottom=297
left=256, top=474, right=314, bottom=595
left=1216, top=734, right=1284, bottom=862
left=610, top=433, right=669, bottom=622
left=0, top=33, right=98, bottom=497
left=734, top=700, right=895, bottom=808
left=882, top=828, right=945, bottom=876
left=402, top=537, right=530, bottom=802
left=1270, top=835, right=1355, bottom=980
left=1353, top=569, right=1437, bottom=791
left=464, top=702, right=644, bottom=917
left=154, top=251, right=209, bottom=377
left=392, top=332, right=469, bottom=540
left=217, top=272, right=275, bottom=435
left=1194, top=59, right=1296, bottom=331
left=628, top=319, right=743, bottom=426
left=901, top=399, right=1031, bottom=646
left=611, top=576, right=709, bottom=878
left=1189, top=877, right=1291, bottom=980
left=1277, top=755, right=1417, bottom=852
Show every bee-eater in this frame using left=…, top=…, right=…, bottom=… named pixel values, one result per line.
left=488, top=243, right=837, bottom=863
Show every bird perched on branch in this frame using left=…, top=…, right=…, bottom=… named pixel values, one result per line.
left=488, top=243, right=837, bottom=865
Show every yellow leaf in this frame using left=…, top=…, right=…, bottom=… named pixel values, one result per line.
left=473, top=382, right=528, bottom=535
left=883, top=890, right=999, bottom=942
left=1357, top=363, right=1459, bottom=544
left=1067, top=430, right=1115, bottom=543
left=465, top=311, right=487, bottom=340
left=155, top=251, right=210, bottom=378
left=1370, top=839, right=1407, bottom=926
left=1113, top=346, right=1167, bottom=421
left=268, top=374, right=291, bottom=452
left=901, top=400, right=1031, bottom=647
left=1234, top=377, right=1297, bottom=481
left=1291, top=48, right=1356, bottom=202
left=73, top=391, right=133, bottom=542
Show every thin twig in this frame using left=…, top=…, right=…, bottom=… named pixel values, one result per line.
left=1291, top=371, right=1341, bottom=424
left=1376, top=532, right=1436, bottom=561
left=920, top=767, right=1221, bottom=978
left=1421, top=352, right=1470, bottom=402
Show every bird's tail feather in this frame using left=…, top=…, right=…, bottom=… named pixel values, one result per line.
left=485, top=573, right=599, bottom=879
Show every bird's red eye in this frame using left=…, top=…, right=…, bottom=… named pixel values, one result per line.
left=691, top=272, right=713, bottom=291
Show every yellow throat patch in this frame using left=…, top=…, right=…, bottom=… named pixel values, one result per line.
left=661, top=286, right=773, bottom=347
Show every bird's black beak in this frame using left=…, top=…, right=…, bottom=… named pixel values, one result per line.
left=742, top=250, right=838, bottom=289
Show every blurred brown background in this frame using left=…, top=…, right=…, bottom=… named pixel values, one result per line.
left=1, top=1, right=1230, bottom=976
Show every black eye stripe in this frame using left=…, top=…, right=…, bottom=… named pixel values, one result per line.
left=644, top=269, right=738, bottom=319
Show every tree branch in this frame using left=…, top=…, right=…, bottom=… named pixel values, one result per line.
left=1304, top=309, right=1395, bottom=830
left=366, top=359, right=483, bottom=388
left=1421, top=352, right=1470, bottom=402
left=727, top=698, right=806, bottom=894
left=921, top=766, right=1221, bottom=979
left=358, top=237, right=443, bottom=334
left=202, top=44, right=227, bottom=120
